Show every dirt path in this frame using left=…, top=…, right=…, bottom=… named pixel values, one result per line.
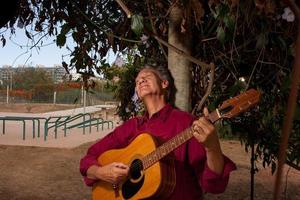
left=0, top=104, right=299, bottom=200
left=0, top=140, right=299, bottom=200
left=0, top=103, right=78, bottom=113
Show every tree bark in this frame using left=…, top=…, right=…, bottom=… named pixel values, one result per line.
left=168, top=4, right=192, bottom=111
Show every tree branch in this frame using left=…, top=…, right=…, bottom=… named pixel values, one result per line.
left=192, top=63, right=215, bottom=115
left=115, top=0, right=132, bottom=18
left=286, top=160, right=300, bottom=171
left=246, top=47, right=264, bottom=90
left=148, top=31, right=211, bottom=70
left=72, top=1, right=140, bottom=43
left=273, top=1, right=300, bottom=199
left=146, top=0, right=168, bottom=59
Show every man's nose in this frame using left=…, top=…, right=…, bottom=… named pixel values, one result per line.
left=138, top=78, right=146, bottom=85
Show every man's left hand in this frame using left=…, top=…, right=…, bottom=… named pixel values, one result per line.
left=192, top=107, right=219, bottom=150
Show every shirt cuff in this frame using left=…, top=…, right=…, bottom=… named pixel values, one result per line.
left=84, top=176, right=98, bottom=187
left=203, top=155, right=237, bottom=180
left=80, top=159, right=99, bottom=176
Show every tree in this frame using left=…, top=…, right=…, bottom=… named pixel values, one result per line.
left=1, top=0, right=300, bottom=174
left=13, top=67, right=55, bottom=102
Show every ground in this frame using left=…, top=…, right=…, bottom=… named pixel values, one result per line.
left=0, top=104, right=299, bottom=200
left=0, top=103, right=77, bottom=113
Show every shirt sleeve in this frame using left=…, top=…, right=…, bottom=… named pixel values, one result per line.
left=79, top=119, right=136, bottom=186
left=188, top=138, right=237, bottom=194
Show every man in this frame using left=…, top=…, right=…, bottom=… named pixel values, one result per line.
left=80, top=65, right=236, bottom=199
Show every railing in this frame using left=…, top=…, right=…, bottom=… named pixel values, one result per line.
left=1, top=113, right=114, bottom=141
left=44, top=115, right=71, bottom=141
left=65, top=117, right=113, bottom=132
left=47, top=113, right=93, bottom=138
left=0, top=116, right=47, bottom=140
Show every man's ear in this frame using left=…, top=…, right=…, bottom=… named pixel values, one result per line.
left=161, top=80, right=169, bottom=89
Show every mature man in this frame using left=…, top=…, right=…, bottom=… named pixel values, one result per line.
left=80, top=65, right=236, bottom=199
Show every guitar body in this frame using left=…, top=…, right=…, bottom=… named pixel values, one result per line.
left=92, top=133, right=176, bottom=200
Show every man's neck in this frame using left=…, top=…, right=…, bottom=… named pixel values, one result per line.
left=143, top=96, right=166, bottom=118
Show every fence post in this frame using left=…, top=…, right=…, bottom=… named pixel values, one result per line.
left=6, top=85, right=9, bottom=104
left=53, top=91, right=57, bottom=105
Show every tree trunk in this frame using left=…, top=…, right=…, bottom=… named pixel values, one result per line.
left=168, top=4, right=192, bottom=111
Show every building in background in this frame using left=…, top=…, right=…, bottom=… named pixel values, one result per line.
left=39, top=65, right=66, bottom=83
left=0, top=65, right=70, bottom=85
left=0, top=65, right=14, bottom=88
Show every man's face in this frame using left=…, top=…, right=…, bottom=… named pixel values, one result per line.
left=135, top=69, right=168, bottom=100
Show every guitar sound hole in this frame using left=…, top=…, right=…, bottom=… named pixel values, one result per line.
left=122, top=159, right=144, bottom=199
left=130, top=159, right=143, bottom=180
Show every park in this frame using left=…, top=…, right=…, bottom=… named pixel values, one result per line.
left=1, top=0, right=300, bottom=199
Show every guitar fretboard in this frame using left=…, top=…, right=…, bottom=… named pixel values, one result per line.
left=141, top=110, right=220, bottom=170
left=142, top=127, right=193, bottom=169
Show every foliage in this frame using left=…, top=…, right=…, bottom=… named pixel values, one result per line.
left=2, top=0, right=300, bottom=171
left=192, top=1, right=300, bottom=171
left=12, top=67, right=55, bottom=102
left=8, top=89, right=32, bottom=100
left=56, top=82, right=82, bottom=91
left=102, top=53, right=144, bottom=120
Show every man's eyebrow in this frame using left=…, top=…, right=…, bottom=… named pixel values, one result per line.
left=135, top=72, right=152, bottom=81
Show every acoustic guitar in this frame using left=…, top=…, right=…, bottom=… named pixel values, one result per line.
left=92, top=89, right=261, bottom=200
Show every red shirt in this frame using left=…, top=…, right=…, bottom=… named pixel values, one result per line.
left=80, top=104, right=236, bottom=199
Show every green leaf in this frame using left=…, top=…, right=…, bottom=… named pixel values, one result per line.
left=216, top=4, right=230, bottom=19
left=271, top=162, right=277, bottom=174
left=276, top=35, right=287, bottom=49
left=131, top=14, right=144, bottom=36
left=1, top=36, right=6, bottom=47
left=25, top=30, right=32, bottom=39
left=72, top=32, right=79, bottom=42
left=216, top=26, right=225, bottom=44
left=223, top=15, right=235, bottom=33
left=56, top=34, right=66, bottom=47
left=61, top=23, right=70, bottom=35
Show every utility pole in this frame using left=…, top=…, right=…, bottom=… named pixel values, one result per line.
left=10, top=71, right=12, bottom=91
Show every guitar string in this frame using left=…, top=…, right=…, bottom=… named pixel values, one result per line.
left=128, top=128, right=193, bottom=172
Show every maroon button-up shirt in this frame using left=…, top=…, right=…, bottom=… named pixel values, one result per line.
left=80, top=104, right=236, bottom=199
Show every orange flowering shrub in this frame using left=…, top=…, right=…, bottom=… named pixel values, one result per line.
left=8, top=89, right=33, bottom=100
left=56, top=82, right=82, bottom=91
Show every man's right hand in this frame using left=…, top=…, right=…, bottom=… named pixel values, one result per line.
left=93, top=162, right=129, bottom=184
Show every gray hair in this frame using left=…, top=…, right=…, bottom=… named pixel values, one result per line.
left=141, top=64, right=177, bottom=105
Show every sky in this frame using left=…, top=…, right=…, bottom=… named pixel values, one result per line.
left=0, top=28, right=117, bottom=69
left=0, top=28, right=74, bottom=67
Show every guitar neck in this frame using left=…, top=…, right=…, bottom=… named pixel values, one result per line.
left=142, top=110, right=221, bottom=170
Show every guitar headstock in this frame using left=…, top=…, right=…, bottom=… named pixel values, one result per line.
left=217, top=89, right=261, bottom=119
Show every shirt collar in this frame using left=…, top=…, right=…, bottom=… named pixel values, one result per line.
left=142, top=103, right=172, bottom=123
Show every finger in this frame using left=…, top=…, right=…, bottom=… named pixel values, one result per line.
left=192, top=121, right=204, bottom=134
left=199, top=116, right=214, bottom=129
left=203, top=107, right=209, bottom=117
left=114, top=166, right=129, bottom=176
left=194, top=118, right=210, bottom=130
left=192, top=127, right=205, bottom=143
left=195, top=119, right=213, bottom=134
left=115, top=163, right=129, bottom=169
